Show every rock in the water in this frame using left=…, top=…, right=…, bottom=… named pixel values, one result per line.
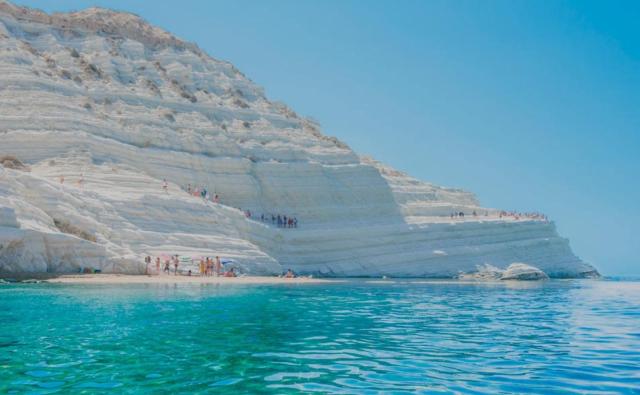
left=501, top=263, right=549, bottom=281
left=458, top=264, right=503, bottom=281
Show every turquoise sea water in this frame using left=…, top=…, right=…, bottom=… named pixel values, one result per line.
left=1, top=280, right=639, bottom=394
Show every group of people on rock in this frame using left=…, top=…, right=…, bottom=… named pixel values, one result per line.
left=143, top=255, right=237, bottom=277
left=244, top=212, right=299, bottom=228
left=499, top=211, right=548, bottom=221
left=260, top=214, right=298, bottom=228
left=185, top=184, right=220, bottom=204
left=172, top=181, right=301, bottom=229
left=448, top=210, right=548, bottom=221
left=58, top=174, right=85, bottom=188
left=450, top=210, right=488, bottom=219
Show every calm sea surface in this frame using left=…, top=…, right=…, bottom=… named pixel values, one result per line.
left=1, top=279, right=639, bottom=394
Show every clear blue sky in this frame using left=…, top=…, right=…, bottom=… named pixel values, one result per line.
left=13, top=0, right=640, bottom=276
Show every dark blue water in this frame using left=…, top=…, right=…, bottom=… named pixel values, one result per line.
left=1, top=280, right=639, bottom=394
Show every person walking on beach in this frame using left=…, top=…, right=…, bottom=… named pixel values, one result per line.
left=163, top=259, right=170, bottom=274
left=156, top=257, right=161, bottom=274
left=215, top=256, right=222, bottom=276
left=173, top=255, right=179, bottom=275
left=162, top=179, right=168, bottom=193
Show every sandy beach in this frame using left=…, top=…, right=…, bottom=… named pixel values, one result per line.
left=41, top=273, right=338, bottom=285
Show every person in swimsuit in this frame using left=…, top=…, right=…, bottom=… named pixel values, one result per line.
left=163, top=260, right=170, bottom=274
left=207, top=258, right=213, bottom=276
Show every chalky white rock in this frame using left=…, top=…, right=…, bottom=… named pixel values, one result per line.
left=0, top=2, right=598, bottom=277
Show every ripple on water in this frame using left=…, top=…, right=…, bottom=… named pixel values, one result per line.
left=74, top=381, right=123, bottom=389
left=0, top=280, right=639, bottom=393
left=209, top=377, right=243, bottom=386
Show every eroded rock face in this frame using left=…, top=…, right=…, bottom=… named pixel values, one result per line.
left=458, top=264, right=504, bottom=281
left=0, top=1, right=598, bottom=277
left=501, top=263, right=550, bottom=281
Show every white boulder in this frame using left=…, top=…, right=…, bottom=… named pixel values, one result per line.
left=500, top=263, right=549, bottom=281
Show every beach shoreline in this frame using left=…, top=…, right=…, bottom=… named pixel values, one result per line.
left=32, top=273, right=338, bottom=285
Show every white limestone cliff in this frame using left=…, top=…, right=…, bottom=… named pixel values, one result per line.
left=0, top=1, right=598, bottom=277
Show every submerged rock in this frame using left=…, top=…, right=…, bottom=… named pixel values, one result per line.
left=501, top=263, right=549, bottom=281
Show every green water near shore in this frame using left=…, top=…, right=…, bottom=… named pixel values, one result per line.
left=1, top=280, right=639, bottom=393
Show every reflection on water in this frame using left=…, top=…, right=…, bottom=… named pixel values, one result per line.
left=1, top=280, right=639, bottom=393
